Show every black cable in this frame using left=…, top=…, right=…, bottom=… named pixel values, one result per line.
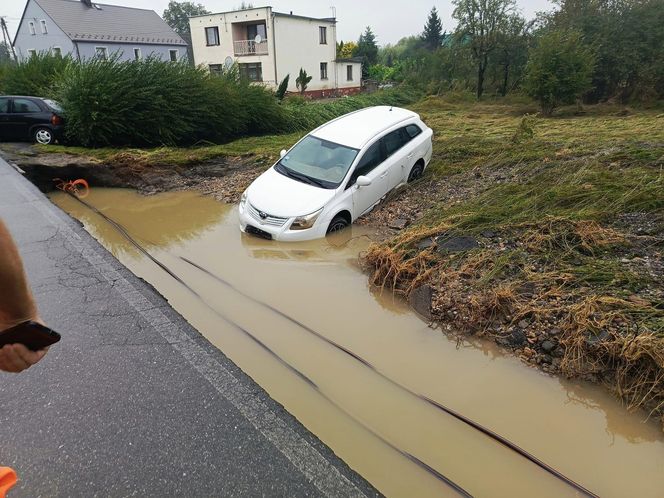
left=178, top=257, right=599, bottom=498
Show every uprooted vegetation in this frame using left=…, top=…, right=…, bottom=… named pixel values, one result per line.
left=362, top=97, right=664, bottom=428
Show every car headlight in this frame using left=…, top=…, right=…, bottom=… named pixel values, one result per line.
left=290, top=208, right=323, bottom=230
left=239, top=191, right=248, bottom=210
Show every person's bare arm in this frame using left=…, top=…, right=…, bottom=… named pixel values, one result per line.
left=0, top=218, right=47, bottom=373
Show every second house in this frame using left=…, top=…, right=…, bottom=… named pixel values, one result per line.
left=189, top=6, right=362, bottom=97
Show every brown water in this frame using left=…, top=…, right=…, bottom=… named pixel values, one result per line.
left=51, top=188, right=664, bottom=498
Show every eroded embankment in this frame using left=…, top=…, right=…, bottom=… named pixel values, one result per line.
left=359, top=151, right=664, bottom=431
left=0, top=143, right=265, bottom=203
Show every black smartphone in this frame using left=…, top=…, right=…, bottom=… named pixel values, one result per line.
left=0, top=320, right=61, bottom=351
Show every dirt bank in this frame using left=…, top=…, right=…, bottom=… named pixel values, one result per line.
left=0, top=142, right=265, bottom=203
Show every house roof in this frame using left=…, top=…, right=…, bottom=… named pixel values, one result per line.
left=33, top=0, right=186, bottom=45
left=334, top=57, right=363, bottom=64
left=273, top=11, right=336, bottom=23
left=189, top=6, right=336, bottom=24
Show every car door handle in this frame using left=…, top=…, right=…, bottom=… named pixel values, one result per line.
left=380, top=172, right=388, bottom=179
left=407, top=153, right=414, bottom=159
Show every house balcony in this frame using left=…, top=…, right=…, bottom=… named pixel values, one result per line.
left=233, top=39, right=268, bottom=56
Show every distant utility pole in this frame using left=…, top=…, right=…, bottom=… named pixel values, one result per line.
left=0, top=17, right=17, bottom=61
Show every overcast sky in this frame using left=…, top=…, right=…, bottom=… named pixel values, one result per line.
left=2, top=0, right=554, bottom=45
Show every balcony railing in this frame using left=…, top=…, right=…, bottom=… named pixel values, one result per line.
left=233, top=39, right=268, bottom=56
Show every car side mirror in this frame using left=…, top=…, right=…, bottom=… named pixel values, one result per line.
left=356, top=176, right=372, bottom=187
left=280, top=149, right=287, bottom=158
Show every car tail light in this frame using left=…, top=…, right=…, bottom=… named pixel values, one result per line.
left=51, top=114, right=63, bottom=125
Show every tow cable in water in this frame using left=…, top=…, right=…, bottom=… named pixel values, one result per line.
left=57, top=182, right=599, bottom=498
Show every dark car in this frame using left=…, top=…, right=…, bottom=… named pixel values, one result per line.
left=0, top=95, right=64, bottom=145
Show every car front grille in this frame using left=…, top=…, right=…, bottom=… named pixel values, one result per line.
left=248, top=203, right=289, bottom=227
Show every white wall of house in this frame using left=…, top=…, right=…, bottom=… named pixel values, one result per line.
left=189, top=7, right=360, bottom=94
left=190, top=7, right=277, bottom=87
left=272, top=14, right=336, bottom=93
left=335, top=61, right=362, bottom=89
left=13, top=0, right=75, bottom=61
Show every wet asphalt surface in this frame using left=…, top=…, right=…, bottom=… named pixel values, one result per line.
left=0, top=156, right=379, bottom=497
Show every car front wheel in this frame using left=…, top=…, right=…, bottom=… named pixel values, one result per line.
left=33, top=127, right=54, bottom=145
left=326, top=215, right=349, bottom=234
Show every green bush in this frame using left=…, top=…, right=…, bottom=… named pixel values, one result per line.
left=523, top=30, right=596, bottom=116
left=56, top=56, right=247, bottom=146
left=1, top=52, right=421, bottom=147
left=0, top=53, right=71, bottom=97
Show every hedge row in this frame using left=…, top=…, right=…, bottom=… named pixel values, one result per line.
left=0, top=54, right=419, bottom=146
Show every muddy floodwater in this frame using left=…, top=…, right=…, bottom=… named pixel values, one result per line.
left=51, top=188, right=664, bottom=498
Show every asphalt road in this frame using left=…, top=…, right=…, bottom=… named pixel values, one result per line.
left=0, top=155, right=379, bottom=497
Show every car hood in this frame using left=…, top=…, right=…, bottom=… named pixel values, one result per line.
left=247, top=167, right=336, bottom=218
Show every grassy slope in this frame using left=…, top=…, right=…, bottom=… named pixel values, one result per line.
left=364, top=96, right=664, bottom=426
left=38, top=132, right=305, bottom=167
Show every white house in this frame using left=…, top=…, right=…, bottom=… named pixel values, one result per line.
left=13, top=0, right=187, bottom=62
left=189, top=7, right=362, bottom=97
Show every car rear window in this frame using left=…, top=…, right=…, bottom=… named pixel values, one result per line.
left=405, top=124, right=422, bottom=139
left=43, top=99, right=62, bottom=112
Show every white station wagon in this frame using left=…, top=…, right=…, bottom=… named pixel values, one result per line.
left=239, top=106, right=433, bottom=241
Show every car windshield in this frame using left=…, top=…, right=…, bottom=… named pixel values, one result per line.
left=275, top=135, right=358, bottom=189
left=43, top=99, right=62, bottom=112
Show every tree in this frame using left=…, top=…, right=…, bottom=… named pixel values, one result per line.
left=162, top=1, right=210, bottom=37
left=295, top=68, right=312, bottom=94
left=547, top=0, right=664, bottom=102
left=452, top=0, right=515, bottom=99
left=0, top=42, right=12, bottom=64
left=337, top=41, right=357, bottom=59
left=523, top=29, right=595, bottom=116
left=276, top=74, right=289, bottom=100
left=355, top=26, right=379, bottom=78
left=494, top=14, right=532, bottom=96
left=421, top=7, right=444, bottom=51
left=236, top=1, right=254, bottom=9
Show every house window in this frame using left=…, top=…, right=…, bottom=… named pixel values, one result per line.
left=239, top=62, right=262, bottom=82
left=27, top=49, right=36, bottom=58
left=169, top=49, right=178, bottom=62
left=52, top=47, right=61, bottom=57
left=319, top=26, right=327, bottom=44
left=205, top=26, right=220, bottom=46
left=28, top=22, right=35, bottom=35
left=247, top=23, right=267, bottom=42
left=133, top=48, right=141, bottom=60
left=40, top=20, right=47, bottom=34
left=95, top=46, right=108, bottom=60
left=347, top=65, right=353, bottom=81
left=209, top=64, right=222, bottom=75
left=320, top=62, right=328, bottom=80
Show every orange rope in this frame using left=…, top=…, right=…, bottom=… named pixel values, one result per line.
left=53, top=178, right=90, bottom=198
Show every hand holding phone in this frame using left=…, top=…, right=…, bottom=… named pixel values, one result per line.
left=0, top=321, right=59, bottom=373
left=0, top=320, right=60, bottom=350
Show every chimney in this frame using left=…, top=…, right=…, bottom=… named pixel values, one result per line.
left=81, top=0, right=93, bottom=7
left=290, top=11, right=293, bottom=15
